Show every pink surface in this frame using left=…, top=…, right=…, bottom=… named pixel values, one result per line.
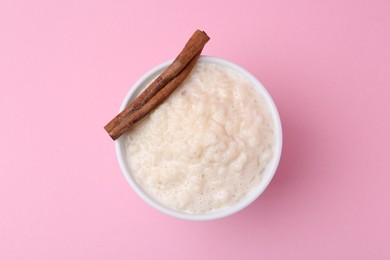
left=1, top=0, right=389, bottom=259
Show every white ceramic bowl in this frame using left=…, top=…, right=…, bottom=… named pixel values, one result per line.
left=116, top=56, right=282, bottom=221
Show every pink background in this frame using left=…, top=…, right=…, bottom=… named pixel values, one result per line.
left=1, top=0, right=389, bottom=259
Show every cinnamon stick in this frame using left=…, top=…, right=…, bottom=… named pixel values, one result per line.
left=104, top=30, right=209, bottom=140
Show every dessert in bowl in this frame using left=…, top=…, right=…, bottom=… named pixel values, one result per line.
left=115, top=56, right=282, bottom=221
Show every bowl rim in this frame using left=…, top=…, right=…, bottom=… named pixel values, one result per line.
left=115, top=56, right=283, bottom=221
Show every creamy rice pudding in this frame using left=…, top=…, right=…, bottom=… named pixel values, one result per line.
left=125, top=60, right=275, bottom=214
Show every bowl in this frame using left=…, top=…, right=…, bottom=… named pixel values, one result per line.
left=115, top=56, right=283, bottom=221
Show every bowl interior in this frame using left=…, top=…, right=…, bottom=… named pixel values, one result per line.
left=115, top=56, right=283, bottom=221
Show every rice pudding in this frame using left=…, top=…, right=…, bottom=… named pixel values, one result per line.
left=124, top=60, right=275, bottom=214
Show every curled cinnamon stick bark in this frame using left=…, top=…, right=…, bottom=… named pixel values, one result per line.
left=104, top=30, right=209, bottom=140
